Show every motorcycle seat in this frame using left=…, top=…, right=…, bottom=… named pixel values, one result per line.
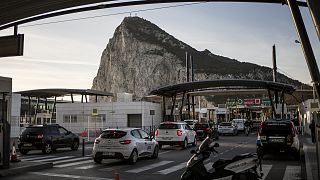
left=232, top=153, right=252, bottom=161
left=212, top=159, right=232, bottom=169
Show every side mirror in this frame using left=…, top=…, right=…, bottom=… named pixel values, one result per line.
left=190, top=149, right=196, bottom=154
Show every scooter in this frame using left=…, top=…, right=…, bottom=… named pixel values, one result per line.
left=181, top=136, right=263, bottom=180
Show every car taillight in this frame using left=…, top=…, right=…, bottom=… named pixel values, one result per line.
left=37, top=134, right=43, bottom=139
left=94, top=139, right=100, bottom=144
left=155, top=130, right=158, bottom=137
left=120, top=140, right=131, bottom=144
left=177, top=129, right=183, bottom=136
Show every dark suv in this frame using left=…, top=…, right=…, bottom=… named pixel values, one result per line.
left=18, top=124, right=79, bottom=154
left=194, top=123, right=219, bottom=140
left=257, top=119, right=300, bottom=159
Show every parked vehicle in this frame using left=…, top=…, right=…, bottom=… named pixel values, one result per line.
left=184, top=119, right=199, bottom=129
left=257, top=119, right=300, bottom=160
left=218, top=122, right=238, bottom=136
left=155, top=121, right=197, bottom=149
left=232, top=119, right=246, bottom=131
left=194, top=123, right=219, bottom=140
left=181, top=136, right=262, bottom=180
left=18, top=124, right=79, bottom=154
left=93, top=128, right=159, bottom=164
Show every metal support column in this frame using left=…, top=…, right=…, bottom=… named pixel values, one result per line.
left=306, top=0, right=320, bottom=40
left=287, top=0, right=320, bottom=101
left=267, top=89, right=275, bottom=118
left=281, top=91, right=285, bottom=118
left=71, top=93, right=74, bottom=103
left=162, top=96, right=166, bottom=122
left=180, top=92, right=185, bottom=121
left=170, top=95, right=176, bottom=120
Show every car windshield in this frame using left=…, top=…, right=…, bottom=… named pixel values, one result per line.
left=261, top=122, right=292, bottom=136
left=220, top=122, right=232, bottom=126
left=195, top=124, right=209, bottom=128
left=158, top=124, right=181, bottom=129
left=100, top=130, right=127, bottom=139
left=22, top=127, right=43, bottom=134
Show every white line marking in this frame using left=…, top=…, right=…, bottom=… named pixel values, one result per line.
left=21, top=156, right=56, bottom=161
left=54, top=160, right=93, bottom=168
left=53, top=157, right=91, bottom=165
left=34, top=156, right=74, bottom=162
left=126, top=161, right=173, bottom=173
left=159, top=150, right=173, bottom=155
left=75, top=164, right=101, bottom=170
left=29, top=172, right=113, bottom=180
left=261, top=164, right=272, bottom=180
left=283, top=165, right=301, bottom=180
left=155, top=162, right=186, bottom=175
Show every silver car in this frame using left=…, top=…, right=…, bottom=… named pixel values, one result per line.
left=218, top=122, right=238, bottom=136
left=92, top=128, right=159, bottom=164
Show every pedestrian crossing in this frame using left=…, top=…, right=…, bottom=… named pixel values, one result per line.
left=20, top=155, right=302, bottom=179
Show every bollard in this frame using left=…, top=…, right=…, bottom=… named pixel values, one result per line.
left=114, top=172, right=119, bottom=180
left=82, top=138, right=85, bottom=157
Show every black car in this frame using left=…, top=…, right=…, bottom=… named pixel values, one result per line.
left=18, top=124, right=79, bottom=154
left=257, top=119, right=300, bottom=159
left=194, top=123, right=219, bottom=140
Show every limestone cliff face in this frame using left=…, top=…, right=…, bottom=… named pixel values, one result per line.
left=92, top=17, right=306, bottom=101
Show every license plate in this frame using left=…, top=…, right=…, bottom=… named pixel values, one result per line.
left=270, top=139, right=284, bottom=142
left=103, top=152, right=115, bottom=156
left=23, top=143, right=32, bottom=147
left=162, top=137, right=172, bottom=140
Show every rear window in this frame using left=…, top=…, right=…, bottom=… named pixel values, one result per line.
left=100, top=130, right=127, bottom=139
left=195, top=124, right=209, bottom=128
left=220, top=123, right=232, bottom=126
left=158, top=124, right=181, bottom=129
left=261, top=122, right=292, bottom=135
left=22, top=127, right=43, bottom=134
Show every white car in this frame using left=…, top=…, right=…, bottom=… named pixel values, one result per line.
left=92, top=128, right=159, bottom=164
left=155, top=122, right=197, bottom=149
left=218, top=122, right=238, bottom=136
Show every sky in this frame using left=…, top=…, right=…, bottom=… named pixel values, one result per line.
left=0, top=1, right=319, bottom=93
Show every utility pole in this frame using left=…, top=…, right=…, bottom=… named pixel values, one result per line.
left=186, top=52, right=191, bottom=119
left=191, top=55, right=196, bottom=119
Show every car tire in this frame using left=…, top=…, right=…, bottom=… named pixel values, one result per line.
left=151, top=146, right=159, bottom=159
left=192, top=137, right=197, bottom=147
left=94, top=157, right=102, bottom=164
left=158, top=144, right=162, bottom=150
left=42, top=142, right=52, bottom=154
left=20, top=149, right=29, bottom=155
left=71, top=139, right=79, bottom=151
left=129, top=149, right=138, bottom=165
left=182, top=139, right=188, bottom=149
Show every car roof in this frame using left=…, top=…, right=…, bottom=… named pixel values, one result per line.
left=102, top=128, right=141, bottom=132
left=160, top=121, right=187, bottom=124
left=27, top=124, right=59, bottom=128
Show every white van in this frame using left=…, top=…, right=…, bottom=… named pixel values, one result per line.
left=232, top=119, right=246, bottom=131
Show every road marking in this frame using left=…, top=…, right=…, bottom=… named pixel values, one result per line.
left=75, top=164, right=101, bottom=170
left=53, top=157, right=91, bottom=165
left=261, top=164, right=272, bottom=180
left=34, top=156, right=74, bottom=162
left=283, top=165, right=301, bottom=180
left=29, top=172, right=113, bottom=180
left=159, top=150, right=173, bottom=155
left=55, top=159, right=93, bottom=168
left=155, top=162, right=186, bottom=175
left=126, top=160, right=173, bottom=173
left=21, top=155, right=56, bottom=161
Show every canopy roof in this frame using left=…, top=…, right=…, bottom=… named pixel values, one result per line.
left=15, top=88, right=113, bottom=98
left=150, top=79, right=296, bottom=97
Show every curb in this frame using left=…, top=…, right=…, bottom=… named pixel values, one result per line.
left=0, top=162, right=53, bottom=177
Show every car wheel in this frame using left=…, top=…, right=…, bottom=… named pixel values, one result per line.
left=20, top=149, right=29, bottom=155
left=129, top=149, right=138, bottom=165
left=94, top=157, right=102, bottom=164
left=42, top=142, right=52, bottom=154
left=192, top=137, right=197, bottom=147
left=182, top=139, right=188, bottom=149
left=158, top=144, right=162, bottom=150
left=71, top=139, right=79, bottom=151
left=151, top=146, right=159, bottom=159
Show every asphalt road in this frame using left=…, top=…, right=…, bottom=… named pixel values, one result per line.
left=3, top=133, right=304, bottom=180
